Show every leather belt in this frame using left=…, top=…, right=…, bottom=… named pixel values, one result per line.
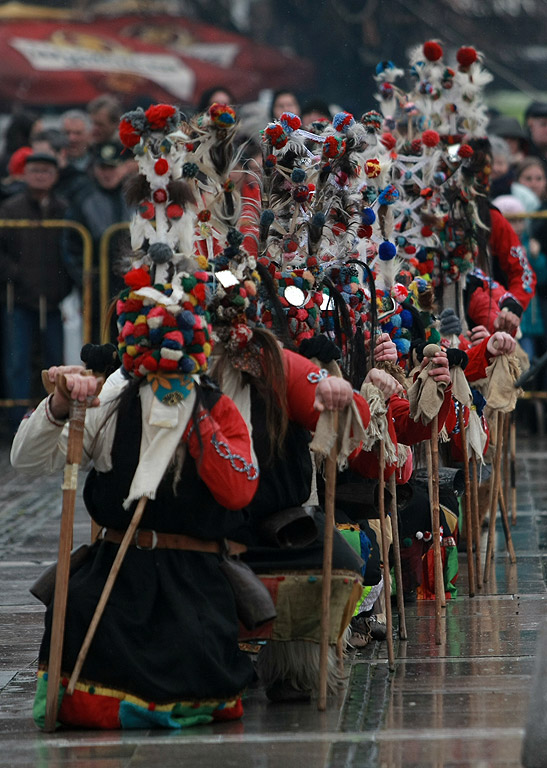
left=102, top=528, right=247, bottom=556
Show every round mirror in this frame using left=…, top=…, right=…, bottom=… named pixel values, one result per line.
left=284, top=285, right=307, bottom=307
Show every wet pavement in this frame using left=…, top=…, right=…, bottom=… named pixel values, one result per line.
left=1, top=436, right=546, bottom=768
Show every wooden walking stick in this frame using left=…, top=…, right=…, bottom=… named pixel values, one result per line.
left=483, top=411, right=505, bottom=582
left=43, top=372, right=100, bottom=733
left=388, top=472, right=407, bottom=640
left=67, top=495, right=148, bottom=695
left=503, top=412, right=510, bottom=518
left=429, top=414, right=444, bottom=645
left=318, top=412, right=339, bottom=712
left=378, top=441, right=395, bottom=670
left=470, top=454, right=482, bottom=589
left=459, top=408, right=476, bottom=597
left=510, top=411, right=517, bottom=526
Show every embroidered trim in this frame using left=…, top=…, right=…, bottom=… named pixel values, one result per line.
left=211, top=434, right=259, bottom=481
left=45, top=395, right=67, bottom=427
left=307, top=368, right=328, bottom=384
left=508, top=245, right=534, bottom=295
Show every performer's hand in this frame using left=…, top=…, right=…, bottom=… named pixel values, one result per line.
left=314, top=376, right=353, bottom=412
left=374, top=333, right=398, bottom=363
left=422, top=350, right=451, bottom=385
left=467, top=325, right=490, bottom=347
left=47, top=366, right=101, bottom=419
left=487, top=331, right=516, bottom=357
left=494, top=310, right=520, bottom=334
left=364, top=368, right=403, bottom=400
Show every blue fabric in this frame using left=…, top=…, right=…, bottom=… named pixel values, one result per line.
left=1, top=304, right=63, bottom=428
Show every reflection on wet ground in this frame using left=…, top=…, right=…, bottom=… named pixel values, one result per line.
left=1, top=438, right=545, bottom=767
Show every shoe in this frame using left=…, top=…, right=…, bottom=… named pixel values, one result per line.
left=350, top=613, right=387, bottom=643
left=366, top=615, right=387, bottom=641
left=265, top=679, right=312, bottom=703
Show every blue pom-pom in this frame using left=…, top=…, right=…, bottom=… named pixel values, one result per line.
left=312, top=211, right=326, bottom=227
left=361, top=207, right=376, bottom=225
left=400, top=309, right=413, bottom=328
left=179, top=356, right=195, bottom=373
left=149, top=328, right=163, bottom=346
left=260, top=209, right=275, bottom=226
left=379, top=241, right=397, bottom=261
left=291, top=168, right=306, bottom=183
left=162, top=338, right=182, bottom=351
left=391, top=313, right=402, bottom=328
left=383, top=321, right=394, bottom=334
left=182, top=329, right=194, bottom=344
left=178, top=310, right=196, bottom=330
left=395, top=338, right=411, bottom=355
left=375, top=60, right=396, bottom=75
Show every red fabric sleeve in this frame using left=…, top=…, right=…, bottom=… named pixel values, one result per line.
left=185, top=394, right=259, bottom=510
left=464, top=338, right=490, bottom=383
left=283, top=349, right=370, bottom=431
left=388, top=385, right=453, bottom=445
left=489, top=208, right=536, bottom=311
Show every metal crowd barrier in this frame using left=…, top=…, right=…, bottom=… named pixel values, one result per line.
left=0, top=218, right=130, bottom=408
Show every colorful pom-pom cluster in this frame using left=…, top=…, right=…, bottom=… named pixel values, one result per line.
left=116, top=267, right=212, bottom=378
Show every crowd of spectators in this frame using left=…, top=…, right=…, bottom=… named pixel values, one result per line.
left=0, top=87, right=545, bottom=435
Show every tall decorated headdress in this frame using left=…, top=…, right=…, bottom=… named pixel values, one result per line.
left=117, top=104, right=213, bottom=386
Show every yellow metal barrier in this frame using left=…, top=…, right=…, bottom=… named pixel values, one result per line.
left=0, top=218, right=92, bottom=408
left=98, top=221, right=130, bottom=344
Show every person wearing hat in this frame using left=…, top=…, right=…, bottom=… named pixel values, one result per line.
left=62, top=141, right=137, bottom=343
left=0, top=152, right=72, bottom=430
left=488, top=115, right=530, bottom=166
left=524, top=101, right=547, bottom=173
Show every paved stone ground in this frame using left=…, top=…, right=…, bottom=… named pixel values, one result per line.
left=0, top=436, right=545, bottom=768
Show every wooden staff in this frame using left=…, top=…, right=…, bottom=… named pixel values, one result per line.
left=388, top=472, right=407, bottom=640
left=429, top=414, right=443, bottom=645
left=67, top=496, right=148, bottom=696
left=318, top=413, right=339, bottom=711
left=459, top=408, right=476, bottom=597
left=470, top=454, right=482, bottom=589
left=499, top=484, right=517, bottom=564
left=510, top=411, right=517, bottom=526
left=378, top=441, right=395, bottom=670
left=503, top=412, right=510, bottom=517
left=44, top=374, right=96, bottom=732
left=483, top=411, right=505, bottom=582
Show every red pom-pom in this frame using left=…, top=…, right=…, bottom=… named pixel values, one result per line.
left=456, top=46, right=478, bottom=69
left=119, top=118, right=140, bottom=149
left=145, top=104, right=177, bottom=131
left=153, top=188, right=168, bottom=204
left=423, top=41, right=443, bottom=62
left=285, top=240, right=298, bottom=253
left=198, top=209, right=211, bottom=222
left=265, top=123, right=288, bottom=149
left=154, top=158, right=169, bottom=176
left=422, top=129, right=440, bottom=147
left=404, top=245, right=417, bottom=255
left=421, top=225, right=433, bottom=237
left=280, top=112, right=302, bottom=132
left=458, top=144, right=474, bottom=158
left=166, top=203, right=184, bottom=219
left=138, top=200, right=155, bottom=220
left=124, top=267, right=151, bottom=290
left=381, top=132, right=397, bottom=150
left=410, top=139, right=422, bottom=154
left=358, top=224, right=373, bottom=239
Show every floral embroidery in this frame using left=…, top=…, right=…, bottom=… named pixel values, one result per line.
left=509, top=245, right=534, bottom=295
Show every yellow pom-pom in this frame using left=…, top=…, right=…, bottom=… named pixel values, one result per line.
left=203, top=342, right=212, bottom=357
